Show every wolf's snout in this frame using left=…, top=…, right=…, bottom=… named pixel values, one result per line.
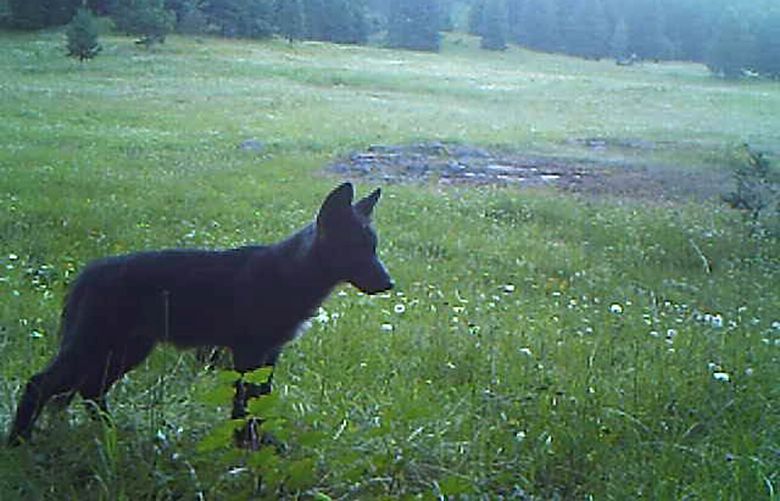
left=353, top=258, right=394, bottom=295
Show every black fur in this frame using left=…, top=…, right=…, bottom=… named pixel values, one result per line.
left=8, top=182, right=393, bottom=445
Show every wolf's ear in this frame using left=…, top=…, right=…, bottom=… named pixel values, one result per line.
left=354, top=188, right=381, bottom=218
left=317, top=182, right=354, bottom=227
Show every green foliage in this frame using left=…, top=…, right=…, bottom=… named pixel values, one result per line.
left=8, top=0, right=80, bottom=29
left=562, top=0, right=609, bottom=59
left=478, top=0, right=507, bottom=51
left=111, top=0, right=175, bottom=46
left=174, top=0, right=209, bottom=35
left=467, top=0, right=484, bottom=36
left=706, top=7, right=754, bottom=78
left=387, top=0, right=440, bottom=51
left=303, top=0, right=367, bottom=44
left=754, top=9, right=780, bottom=78
left=723, top=145, right=780, bottom=235
left=275, top=0, right=304, bottom=43
left=609, top=17, right=629, bottom=59
left=201, top=0, right=276, bottom=38
left=515, top=0, right=559, bottom=52
left=66, top=7, right=101, bottom=62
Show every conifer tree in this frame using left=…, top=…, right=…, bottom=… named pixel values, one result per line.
left=609, top=17, right=629, bottom=59
left=276, top=0, right=304, bottom=43
left=517, top=0, right=559, bottom=52
left=563, top=0, right=609, bottom=59
left=9, top=0, right=81, bottom=29
left=480, top=0, right=507, bottom=50
left=387, top=0, right=440, bottom=52
left=66, top=7, right=101, bottom=61
left=111, top=0, right=175, bottom=46
left=627, top=0, right=672, bottom=60
left=754, top=9, right=780, bottom=78
left=468, top=0, right=485, bottom=36
left=706, top=7, right=753, bottom=78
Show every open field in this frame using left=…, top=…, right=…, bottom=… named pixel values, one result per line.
left=1, top=30, right=779, bottom=498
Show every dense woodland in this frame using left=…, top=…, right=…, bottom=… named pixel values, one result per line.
left=1, top=0, right=779, bottom=78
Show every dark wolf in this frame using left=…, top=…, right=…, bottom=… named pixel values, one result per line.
left=8, top=182, right=393, bottom=445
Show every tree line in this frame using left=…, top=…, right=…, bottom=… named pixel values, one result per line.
left=2, top=0, right=778, bottom=79
left=469, top=0, right=780, bottom=79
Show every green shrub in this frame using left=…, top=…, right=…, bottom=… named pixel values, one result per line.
left=66, top=7, right=101, bottom=62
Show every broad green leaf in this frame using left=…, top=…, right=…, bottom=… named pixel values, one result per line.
left=196, top=384, right=235, bottom=406
left=248, top=447, right=278, bottom=470
left=247, top=392, right=279, bottom=416
left=197, top=419, right=244, bottom=453
left=216, top=369, right=241, bottom=384
left=244, top=366, right=274, bottom=385
left=286, top=458, right=316, bottom=490
left=298, top=430, right=326, bottom=447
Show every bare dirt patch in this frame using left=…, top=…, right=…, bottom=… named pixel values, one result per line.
left=326, top=141, right=731, bottom=202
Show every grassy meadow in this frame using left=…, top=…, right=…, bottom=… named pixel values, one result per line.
left=1, top=30, right=779, bottom=499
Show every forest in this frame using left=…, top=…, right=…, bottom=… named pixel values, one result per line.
left=2, top=0, right=779, bottom=78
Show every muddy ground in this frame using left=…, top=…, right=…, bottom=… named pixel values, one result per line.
left=326, top=141, right=733, bottom=203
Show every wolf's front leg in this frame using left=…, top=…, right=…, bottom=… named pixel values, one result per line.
left=231, top=347, right=282, bottom=450
left=230, top=346, right=280, bottom=419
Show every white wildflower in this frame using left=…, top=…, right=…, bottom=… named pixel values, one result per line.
left=712, top=371, right=730, bottom=382
left=394, top=303, right=406, bottom=314
left=315, top=308, right=329, bottom=324
left=380, top=323, right=394, bottom=332
left=609, top=303, right=623, bottom=315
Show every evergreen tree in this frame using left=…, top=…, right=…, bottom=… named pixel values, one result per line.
left=517, top=0, right=559, bottom=52
left=302, top=0, right=367, bottom=44
left=176, top=1, right=209, bottom=35
left=66, top=7, right=101, bottom=61
left=468, top=0, right=485, bottom=36
left=562, top=0, right=609, bottom=59
left=9, top=0, right=80, bottom=29
left=663, top=0, right=708, bottom=61
left=706, top=7, right=753, bottom=78
left=505, top=0, right=523, bottom=42
left=201, top=0, right=276, bottom=38
left=302, top=0, right=324, bottom=39
left=387, top=0, right=440, bottom=52
left=480, top=0, right=507, bottom=50
left=276, top=0, right=304, bottom=43
left=112, top=0, right=175, bottom=45
left=754, top=9, right=780, bottom=78
left=627, top=0, right=672, bottom=60
left=608, top=16, right=629, bottom=58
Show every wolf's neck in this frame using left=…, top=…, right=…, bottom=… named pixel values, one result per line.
left=274, top=223, right=338, bottom=296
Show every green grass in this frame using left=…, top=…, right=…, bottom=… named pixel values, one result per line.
left=1, top=30, right=778, bottom=499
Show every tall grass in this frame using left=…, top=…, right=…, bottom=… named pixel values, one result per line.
left=0, top=30, right=778, bottom=498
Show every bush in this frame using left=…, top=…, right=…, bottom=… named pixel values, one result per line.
left=111, top=0, right=174, bottom=46
left=66, top=7, right=101, bottom=62
left=723, top=145, right=779, bottom=235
